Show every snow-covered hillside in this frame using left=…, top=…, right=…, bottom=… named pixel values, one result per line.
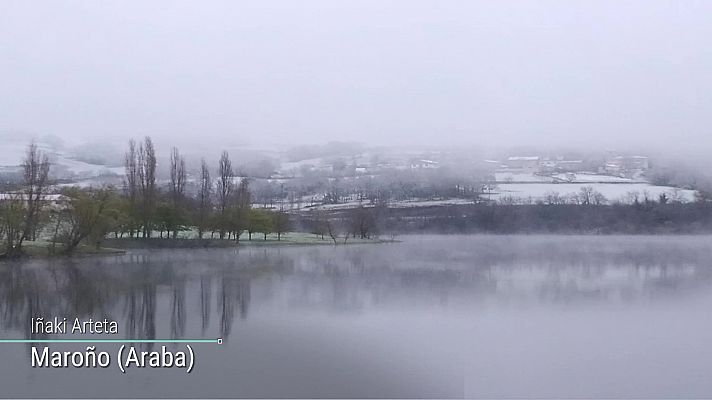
left=0, top=138, right=123, bottom=181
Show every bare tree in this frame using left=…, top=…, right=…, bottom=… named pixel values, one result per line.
left=124, top=139, right=139, bottom=237
left=578, top=186, right=606, bottom=206
left=234, top=178, right=251, bottom=210
left=324, top=178, right=341, bottom=204
left=543, top=191, right=565, bottom=205
left=592, top=191, right=607, bottom=206
left=311, top=210, right=329, bottom=240
left=348, top=205, right=376, bottom=239
left=230, top=177, right=251, bottom=242
left=19, top=142, right=50, bottom=249
left=216, top=151, right=233, bottom=239
left=326, top=216, right=344, bottom=245
left=169, top=147, right=186, bottom=238
left=197, top=158, right=212, bottom=239
left=578, top=186, right=595, bottom=205
left=137, top=137, right=157, bottom=238
left=169, top=147, right=186, bottom=204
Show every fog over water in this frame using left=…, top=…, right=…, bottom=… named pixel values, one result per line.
left=1, top=1, right=711, bottom=156
left=1, top=235, right=712, bottom=398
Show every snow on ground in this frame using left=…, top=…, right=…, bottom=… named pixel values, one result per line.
left=51, top=157, right=122, bottom=179
left=307, top=198, right=476, bottom=210
left=550, top=173, right=638, bottom=183
left=289, top=181, right=696, bottom=211
left=280, top=157, right=327, bottom=170
left=0, top=193, right=65, bottom=201
left=55, top=176, right=124, bottom=189
left=487, top=182, right=696, bottom=203
left=495, top=171, right=640, bottom=184
left=308, top=200, right=366, bottom=210
left=390, top=198, right=475, bottom=208
left=494, top=172, right=554, bottom=182
left=0, top=141, right=123, bottom=180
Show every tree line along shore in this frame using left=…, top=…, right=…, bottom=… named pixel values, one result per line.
left=0, top=138, right=387, bottom=258
left=2, top=138, right=712, bottom=258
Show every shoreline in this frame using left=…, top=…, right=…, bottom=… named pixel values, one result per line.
left=5, top=230, right=712, bottom=261
left=0, top=234, right=394, bottom=260
left=102, top=235, right=394, bottom=249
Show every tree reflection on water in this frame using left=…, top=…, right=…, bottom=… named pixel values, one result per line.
left=0, top=236, right=711, bottom=350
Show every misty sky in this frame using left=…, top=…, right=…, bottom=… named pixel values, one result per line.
left=1, top=0, right=710, bottom=153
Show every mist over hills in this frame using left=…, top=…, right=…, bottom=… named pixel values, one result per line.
left=1, top=133, right=709, bottom=210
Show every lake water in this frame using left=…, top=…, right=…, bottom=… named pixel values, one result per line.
left=1, top=235, right=712, bottom=398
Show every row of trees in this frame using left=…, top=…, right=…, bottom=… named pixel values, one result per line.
left=0, top=140, right=294, bottom=258
left=496, top=187, right=689, bottom=207
left=300, top=185, right=712, bottom=238
left=121, top=137, right=290, bottom=242
left=0, top=144, right=144, bottom=256
left=356, top=201, right=712, bottom=234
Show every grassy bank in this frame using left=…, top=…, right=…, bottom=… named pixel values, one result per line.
left=237, top=232, right=391, bottom=246
left=1, top=232, right=390, bottom=260
left=103, top=232, right=392, bottom=249
left=1, top=240, right=125, bottom=259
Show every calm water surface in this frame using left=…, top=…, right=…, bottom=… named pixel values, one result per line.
left=1, top=235, right=712, bottom=398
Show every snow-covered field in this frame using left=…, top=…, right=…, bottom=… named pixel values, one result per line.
left=304, top=182, right=695, bottom=210
left=486, top=170, right=693, bottom=203
left=549, top=173, right=637, bottom=183
left=494, top=172, right=554, bottom=182
left=495, top=171, right=640, bottom=184
left=0, top=140, right=123, bottom=180
left=52, top=157, right=123, bottom=179
left=488, top=182, right=695, bottom=203
left=310, top=198, right=476, bottom=210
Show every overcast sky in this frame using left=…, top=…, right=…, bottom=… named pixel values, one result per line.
left=1, top=0, right=710, bottom=154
